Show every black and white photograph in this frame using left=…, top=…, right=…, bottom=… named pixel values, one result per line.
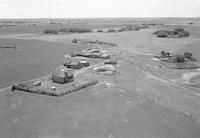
left=0, top=0, right=200, bottom=138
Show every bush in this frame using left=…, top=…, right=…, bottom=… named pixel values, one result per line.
left=59, top=28, right=69, bottom=33
left=161, top=51, right=166, bottom=56
left=126, top=26, right=133, bottom=30
left=157, top=31, right=169, bottom=37
left=72, top=39, right=78, bottom=43
left=184, top=52, right=196, bottom=61
left=154, top=29, right=190, bottom=38
left=184, top=52, right=193, bottom=59
left=161, top=51, right=170, bottom=57
left=107, top=29, right=117, bottom=33
left=134, top=26, right=140, bottom=31
left=44, top=29, right=58, bottom=34
left=68, top=28, right=92, bottom=33
left=174, top=28, right=184, bottom=32
left=182, top=31, right=190, bottom=37
left=97, top=30, right=103, bottom=32
left=44, top=28, right=92, bottom=34
left=174, top=55, right=185, bottom=63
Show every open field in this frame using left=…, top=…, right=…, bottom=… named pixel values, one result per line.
left=0, top=38, right=90, bottom=88
left=1, top=18, right=200, bottom=138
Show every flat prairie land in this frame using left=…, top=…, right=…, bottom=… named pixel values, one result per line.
left=0, top=38, right=90, bottom=88
left=1, top=18, right=200, bottom=138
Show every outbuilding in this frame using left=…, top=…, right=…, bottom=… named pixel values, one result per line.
left=67, top=61, right=83, bottom=69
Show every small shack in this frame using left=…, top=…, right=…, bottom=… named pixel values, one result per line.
left=101, top=54, right=111, bottom=59
left=52, top=66, right=73, bottom=84
left=88, top=47, right=100, bottom=53
left=105, top=59, right=117, bottom=65
left=88, top=52, right=102, bottom=58
left=80, top=60, right=90, bottom=67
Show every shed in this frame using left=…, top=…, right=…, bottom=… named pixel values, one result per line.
left=80, top=60, right=90, bottom=67
left=89, top=47, right=100, bottom=53
left=101, top=54, right=110, bottom=59
left=105, top=59, right=117, bottom=65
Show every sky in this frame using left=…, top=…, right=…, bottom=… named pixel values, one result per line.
left=0, top=0, right=200, bottom=18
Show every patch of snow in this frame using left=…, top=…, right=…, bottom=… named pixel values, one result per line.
left=145, top=64, right=160, bottom=69
left=195, top=93, right=200, bottom=96
left=152, top=57, right=160, bottom=61
left=105, top=82, right=114, bottom=88
left=108, top=134, right=114, bottom=138
left=136, top=88, right=143, bottom=92
left=182, top=72, right=200, bottom=83
left=124, top=119, right=128, bottom=122
left=13, top=118, right=19, bottom=122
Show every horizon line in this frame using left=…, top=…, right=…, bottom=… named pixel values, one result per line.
left=0, top=17, right=200, bottom=20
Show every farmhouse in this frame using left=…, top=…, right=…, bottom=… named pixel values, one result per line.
left=52, top=66, right=73, bottom=84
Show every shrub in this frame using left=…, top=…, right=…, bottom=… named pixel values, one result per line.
left=182, top=31, right=190, bottom=37
left=161, top=51, right=166, bottom=56
left=157, top=31, right=169, bottom=37
left=107, top=29, right=117, bottom=33
left=72, top=39, right=78, bottom=43
left=174, top=55, right=185, bottom=63
left=166, top=52, right=170, bottom=57
left=44, top=28, right=92, bottom=34
left=189, top=57, right=196, bottom=61
left=161, top=51, right=170, bottom=57
left=154, top=29, right=189, bottom=38
left=126, top=26, right=133, bottom=30
left=134, top=26, right=140, bottom=31
left=44, top=29, right=58, bottom=34
left=174, top=28, right=184, bottom=32
left=118, top=29, right=123, bottom=32
left=97, top=30, right=103, bottom=32
left=121, top=28, right=126, bottom=31
left=59, top=28, right=69, bottom=33
left=184, top=52, right=196, bottom=61
left=11, top=84, right=16, bottom=91
left=184, top=52, right=193, bottom=59
left=68, top=28, right=92, bottom=33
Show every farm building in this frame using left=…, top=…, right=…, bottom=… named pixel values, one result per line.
left=105, top=59, right=117, bottom=65
left=88, top=47, right=100, bottom=53
left=87, top=52, right=101, bottom=58
left=80, top=60, right=90, bottom=67
left=67, top=61, right=83, bottom=69
left=101, top=54, right=111, bottom=59
left=52, top=66, right=73, bottom=84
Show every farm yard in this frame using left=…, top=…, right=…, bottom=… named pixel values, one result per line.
left=1, top=18, right=200, bottom=138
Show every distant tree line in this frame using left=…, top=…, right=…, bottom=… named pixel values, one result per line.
left=154, top=28, right=190, bottom=38
left=160, top=51, right=196, bottom=63
left=44, top=28, right=92, bottom=34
